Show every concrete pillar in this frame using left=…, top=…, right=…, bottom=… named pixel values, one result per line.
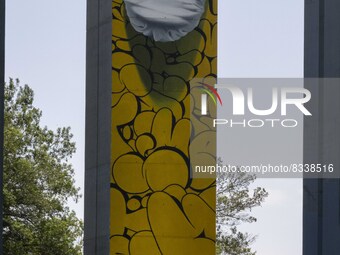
left=85, top=0, right=217, bottom=254
left=304, top=0, right=340, bottom=254
left=109, top=1, right=216, bottom=254
left=0, top=0, right=5, bottom=253
left=84, top=0, right=112, bottom=254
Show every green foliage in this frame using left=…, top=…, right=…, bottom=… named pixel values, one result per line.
left=3, top=79, right=83, bottom=254
left=216, top=158, right=268, bottom=255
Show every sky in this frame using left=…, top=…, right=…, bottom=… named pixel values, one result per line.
left=5, top=0, right=86, bottom=219
left=218, top=1, right=304, bottom=255
left=5, top=0, right=303, bottom=254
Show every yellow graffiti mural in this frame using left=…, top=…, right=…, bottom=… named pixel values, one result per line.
left=111, top=0, right=217, bottom=254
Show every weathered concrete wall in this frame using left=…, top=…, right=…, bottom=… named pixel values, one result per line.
left=84, top=0, right=112, bottom=254
left=0, top=0, right=5, bottom=253
left=304, top=0, right=340, bottom=254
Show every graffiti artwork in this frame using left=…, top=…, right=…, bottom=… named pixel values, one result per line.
left=110, top=0, right=217, bottom=254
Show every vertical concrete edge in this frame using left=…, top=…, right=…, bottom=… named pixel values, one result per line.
left=304, top=0, right=340, bottom=254
left=0, top=0, right=5, bottom=253
left=85, top=0, right=112, bottom=254
left=303, top=1, right=321, bottom=255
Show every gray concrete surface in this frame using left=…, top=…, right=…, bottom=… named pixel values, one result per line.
left=0, top=0, right=5, bottom=252
left=304, top=0, right=340, bottom=254
left=84, top=0, right=112, bottom=254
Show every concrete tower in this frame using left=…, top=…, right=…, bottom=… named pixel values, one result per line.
left=85, top=0, right=217, bottom=254
left=304, top=0, right=340, bottom=254
left=0, top=0, right=5, bottom=252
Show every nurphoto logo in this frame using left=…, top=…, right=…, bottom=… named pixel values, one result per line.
left=200, top=83, right=312, bottom=128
